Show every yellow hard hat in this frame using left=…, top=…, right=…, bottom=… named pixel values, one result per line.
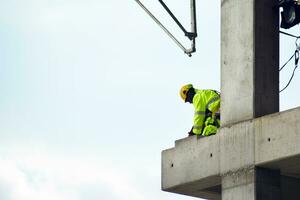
left=180, top=84, right=193, bottom=101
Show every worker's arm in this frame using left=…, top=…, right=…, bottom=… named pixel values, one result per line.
left=206, top=90, right=220, bottom=114
left=192, top=93, right=206, bottom=135
left=192, top=113, right=206, bottom=135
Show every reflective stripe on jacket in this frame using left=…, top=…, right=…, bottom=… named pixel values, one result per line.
left=192, top=89, right=220, bottom=135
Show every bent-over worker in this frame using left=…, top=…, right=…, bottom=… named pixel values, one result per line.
left=180, top=84, right=220, bottom=137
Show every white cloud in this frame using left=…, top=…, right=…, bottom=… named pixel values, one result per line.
left=0, top=157, right=76, bottom=200
left=0, top=154, right=145, bottom=200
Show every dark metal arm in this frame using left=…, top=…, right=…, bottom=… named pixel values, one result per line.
left=158, top=0, right=197, bottom=41
left=134, top=0, right=197, bottom=56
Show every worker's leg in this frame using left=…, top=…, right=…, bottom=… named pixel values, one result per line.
left=202, top=125, right=218, bottom=136
left=202, top=116, right=218, bottom=136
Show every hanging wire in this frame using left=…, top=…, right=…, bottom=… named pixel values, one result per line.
left=280, top=50, right=299, bottom=92
left=280, top=31, right=300, bottom=39
left=279, top=31, right=300, bottom=93
left=279, top=52, right=295, bottom=71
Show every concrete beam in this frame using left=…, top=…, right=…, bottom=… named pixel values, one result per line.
left=161, top=107, right=300, bottom=199
left=162, top=135, right=221, bottom=199
left=255, top=107, right=300, bottom=166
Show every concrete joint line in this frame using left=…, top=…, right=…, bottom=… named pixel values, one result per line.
left=221, top=165, right=255, bottom=177
left=222, top=165, right=255, bottom=190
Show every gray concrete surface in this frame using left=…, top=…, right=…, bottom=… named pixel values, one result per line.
left=162, top=135, right=221, bottom=199
left=221, top=0, right=279, bottom=126
left=161, top=107, right=300, bottom=199
left=222, top=167, right=255, bottom=200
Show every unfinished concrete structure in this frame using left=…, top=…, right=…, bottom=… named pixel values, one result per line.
left=161, top=0, right=300, bottom=199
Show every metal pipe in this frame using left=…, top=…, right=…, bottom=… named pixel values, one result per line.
left=190, top=0, right=197, bottom=52
left=190, top=0, right=197, bottom=35
left=134, top=0, right=187, bottom=53
left=158, top=0, right=188, bottom=35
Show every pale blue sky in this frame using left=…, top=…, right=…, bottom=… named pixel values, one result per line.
left=0, top=0, right=299, bottom=200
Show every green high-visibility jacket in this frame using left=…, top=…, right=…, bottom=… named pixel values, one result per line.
left=192, top=89, right=220, bottom=135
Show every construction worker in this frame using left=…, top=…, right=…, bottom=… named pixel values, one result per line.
left=180, top=84, right=220, bottom=137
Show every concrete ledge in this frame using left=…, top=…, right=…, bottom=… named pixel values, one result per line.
left=162, top=134, right=221, bottom=199
left=162, top=106, right=300, bottom=199
left=255, top=107, right=300, bottom=165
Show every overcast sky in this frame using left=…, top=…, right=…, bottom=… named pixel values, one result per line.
left=0, top=1, right=300, bottom=200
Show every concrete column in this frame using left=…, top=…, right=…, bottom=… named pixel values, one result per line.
left=222, top=167, right=256, bottom=200
left=222, top=167, right=281, bottom=200
left=281, top=175, right=300, bottom=199
left=221, top=0, right=279, bottom=126
left=256, top=167, right=281, bottom=200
